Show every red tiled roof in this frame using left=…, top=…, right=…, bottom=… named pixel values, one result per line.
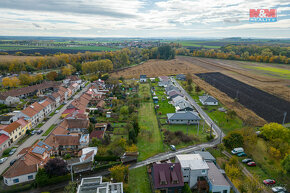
left=21, top=106, right=38, bottom=117
left=90, top=130, right=104, bottom=139
left=0, top=134, right=9, bottom=145
left=3, top=121, right=21, bottom=134
left=16, top=118, right=29, bottom=127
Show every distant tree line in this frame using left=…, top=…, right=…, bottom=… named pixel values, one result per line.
left=176, top=44, right=289, bottom=64
left=0, top=45, right=175, bottom=74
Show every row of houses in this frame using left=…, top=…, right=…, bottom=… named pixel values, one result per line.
left=0, top=77, right=84, bottom=156
left=1, top=79, right=110, bottom=186
left=151, top=152, right=231, bottom=193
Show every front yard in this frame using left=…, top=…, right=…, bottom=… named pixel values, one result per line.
left=128, top=166, right=151, bottom=193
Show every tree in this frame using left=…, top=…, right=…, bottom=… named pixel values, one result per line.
left=223, top=131, right=244, bottom=149
left=186, top=85, right=193, bottom=92
left=260, top=123, right=290, bottom=142
left=225, top=163, right=240, bottom=180
left=120, top=106, right=129, bottom=115
left=126, top=144, right=138, bottom=152
left=281, top=154, right=290, bottom=174
left=47, top=71, right=57, bottom=81
left=19, top=73, right=31, bottom=85
left=35, top=73, right=43, bottom=83
left=109, top=164, right=129, bottom=182
left=195, top=85, right=201, bottom=93
left=2, top=77, right=11, bottom=88
left=44, top=158, right=68, bottom=177
left=182, top=183, right=191, bottom=193
left=35, top=168, right=49, bottom=186
left=186, top=73, right=193, bottom=85
left=64, top=182, right=78, bottom=193
left=10, top=77, right=20, bottom=87
left=62, top=64, right=75, bottom=76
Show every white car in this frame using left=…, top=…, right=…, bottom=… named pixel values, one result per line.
left=272, top=186, right=286, bottom=193
left=0, top=157, right=8, bottom=164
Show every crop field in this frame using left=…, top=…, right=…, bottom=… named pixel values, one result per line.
left=196, top=72, right=290, bottom=123
left=0, top=55, right=43, bottom=62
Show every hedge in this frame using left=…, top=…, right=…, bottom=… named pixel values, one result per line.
left=93, top=161, right=122, bottom=172
left=37, top=174, right=71, bottom=187
left=94, top=155, right=119, bottom=161
left=0, top=184, right=33, bottom=193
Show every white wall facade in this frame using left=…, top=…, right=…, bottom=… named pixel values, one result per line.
left=4, top=172, right=37, bottom=186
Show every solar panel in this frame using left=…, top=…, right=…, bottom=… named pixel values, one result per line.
left=32, top=146, right=46, bottom=154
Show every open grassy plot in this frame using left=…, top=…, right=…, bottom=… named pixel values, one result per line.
left=129, top=166, right=151, bottom=193
left=137, top=84, right=164, bottom=161
left=243, top=65, right=290, bottom=79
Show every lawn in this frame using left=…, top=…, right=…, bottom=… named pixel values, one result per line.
left=56, top=104, right=64, bottom=110
left=36, top=123, right=44, bottom=128
left=179, top=80, right=244, bottom=134
left=137, top=84, right=164, bottom=161
left=42, top=124, right=56, bottom=136
left=243, top=65, right=290, bottom=79
left=129, top=166, right=151, bottom=193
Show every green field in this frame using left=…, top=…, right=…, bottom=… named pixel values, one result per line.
left=243, top=65, right=290, bottom=79
left=128, top=166, right=151, bottom=193
left=43, top=124, right=56, bottom=136
left=137, top=83, right=164, bottom=161
left=177, top=41, right=221, bottom=49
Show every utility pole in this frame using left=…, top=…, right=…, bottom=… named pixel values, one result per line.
left=282, top=112, right=287, bottom=125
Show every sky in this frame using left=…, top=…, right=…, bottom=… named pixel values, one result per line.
left=0, top=0, right=289, bottom=38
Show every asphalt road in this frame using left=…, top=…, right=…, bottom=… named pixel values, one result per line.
left=0, top=83, right=90, bottom=175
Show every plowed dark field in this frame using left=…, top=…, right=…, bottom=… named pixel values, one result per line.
left=196, top=72, right=290, bottom=123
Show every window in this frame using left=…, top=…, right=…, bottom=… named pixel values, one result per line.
left=223, top=190, right=227, bottom=193
left=13, top=178, right=19, bottom=183
left=201, top=170, right=206, bottom=174
left=5, top=179, right=8, bottom=184
left=28, top=175, right=33, bottom=180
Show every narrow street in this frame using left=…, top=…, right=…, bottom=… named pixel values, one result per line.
left=0, top=84, right=90, bottom=175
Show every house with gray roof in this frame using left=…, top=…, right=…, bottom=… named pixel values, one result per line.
left=140, top=75, right=147, bottom=83
left=207, top=161, right=231, bottom=193
left=172, top=96, right=185, bottom=106
left=199, top=95, right=218, bottom=106
left=176, top=74, right=186, bottom=81
left=194, top=151, right=216, bottom=163
left=168, top=90, right=183, bottom=99
left=175, top=101, right=194, bottom=112
left=167, top=111, right=200, bottom=124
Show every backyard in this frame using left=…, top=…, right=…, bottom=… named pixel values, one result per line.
left=128, top=166, right=151, bottom=193
left=137, top=83, right=164, bottom=161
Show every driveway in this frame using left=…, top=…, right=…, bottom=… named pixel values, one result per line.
left=0, top=83, right=90, bottom=175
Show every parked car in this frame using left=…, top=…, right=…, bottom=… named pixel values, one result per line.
left=170, top=145, right=176, bottom=151
left=237, top=152, right=247, bottom=157
left=9, top=148, right=17, bottom=156
left=231, top=147, right=244, bottom=154
left=263, top=179, right=276, bottom=185
left=272, top=186, right=286, bottom=192
left=37, top=130, right=43, bottom=135
left=31, top=130, right=36, bottom=135
left=10, top=159, right=17, bottom=166
left=55, top=110, right=60, bottom=113
left=247, top=162, right=256, bottom=166
left=0, top=157, right=8, bottom=164
left=242, top=158, right=252, bottom=163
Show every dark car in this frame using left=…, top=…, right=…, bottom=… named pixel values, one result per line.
left=237, top=152, right=247, bottom=157
left=242, top=158, right=252, bottom=163
left=9, top=148, right=17, bottom=156
left=263, top=179, right=276, bottom=185
left=10, top=159, right=17, bottom=166
left=37, top=130, right=43, bottom=135
left=247, top=162, right=256, bottom=166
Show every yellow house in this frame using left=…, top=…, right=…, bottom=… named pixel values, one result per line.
left=0, top=118, right=31, bottom=143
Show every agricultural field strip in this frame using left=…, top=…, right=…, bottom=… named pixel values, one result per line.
left=196, top=72, right=290, bottom=123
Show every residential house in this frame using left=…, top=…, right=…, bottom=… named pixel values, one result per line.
left=50, top=92, right=61, bottom=108
left=172, top=96, right=186, bottom=106
left=175, top=154, right=209, bottom=188
left=58, top=86, right=69, bottom=103
left=167, top=111, right=201, bottom=125
left=39, top=99, right=52, bottom=116
left=199, top=95, right=218, bottom=106
left=0, top=95, right=20, bottom=106
left=0, top=133, right=10, bottom=155
left=121, top=152, right=139, bottom=164
left=77, top=176, right=123, bottom=193
left=140, top=75, right=147, bottom=83
left=0, top=114, right=18, bottom=125
left=175, top=101, right=194, bottom=112
left=165, top=85, right=179, bottom=94
left=151, top=162, right=184, bottom=193
left=168, top=90, right=183, bottom=99
left=194, top=151, right=216, bottom=163
left=66, top=117, right=89, bottom=134
left=18, top=102, right=45, bottom=126
left=176, top=74, right=186, bottom=81
left=207, top=161, right=231, bottom=193
left=44, top=134, right=88, bottom=156
left=68, top=147, right=98, bottom=174
left=3, top=141, right=52, bottom=186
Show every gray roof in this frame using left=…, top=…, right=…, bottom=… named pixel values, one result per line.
left=207, top=161, right=230, bottom=187
left=176, top=101, right=194, bottom=111
left=0, top=115, right=13, bottom=121
left=199, top=95, right=218, bottom=103
left=140, top=75, right=147, bottom=79
left=194, top=151, right=216, bottom=161
left=167, top=111, right=200, bottom=121
left=165, top=85, right=178, bottom=92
